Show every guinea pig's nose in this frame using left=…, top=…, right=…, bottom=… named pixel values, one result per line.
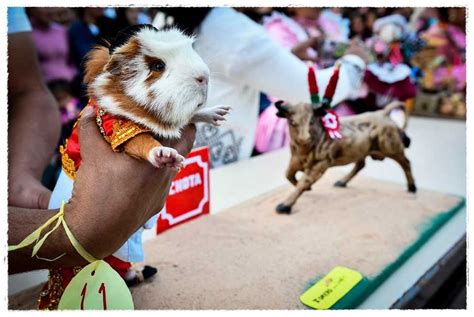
left=195, top=76, right=208, bottom=85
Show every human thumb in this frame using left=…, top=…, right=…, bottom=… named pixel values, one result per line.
left=76, top=106, right=110, bottom=160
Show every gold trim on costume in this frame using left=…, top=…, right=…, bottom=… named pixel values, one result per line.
left=95, top=107, right=151, bottom=152
left=59, top=141, right=77, bottom=180
left=39, top=266, right=83, bottom=310
left=109, top=120, right=150, bottom=151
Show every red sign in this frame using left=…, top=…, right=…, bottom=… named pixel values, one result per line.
left=156, top=146, right=210, bottom=234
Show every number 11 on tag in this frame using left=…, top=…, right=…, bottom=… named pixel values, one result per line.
left=80, top=282, right=108, bottom=310
left=58, top=260, right=134, bottom=310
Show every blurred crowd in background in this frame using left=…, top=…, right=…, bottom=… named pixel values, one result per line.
left=24, top=7, right=466, bottom=185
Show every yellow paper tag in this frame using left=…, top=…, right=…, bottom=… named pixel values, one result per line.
left=300, top=266, right=362, bottom=309
left=58, top=260, right=134, bottom=310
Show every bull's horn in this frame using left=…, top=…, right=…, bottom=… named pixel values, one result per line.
left=275, top=100, right=288, bottom=111
left=275, top=100, right=289, bottom=118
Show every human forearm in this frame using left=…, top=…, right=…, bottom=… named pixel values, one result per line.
left=64, top=166, right=175, bottom=261
left=231, top=46, right=365, bottom=106
left=8, top=32, right=62, bottom=209
left=8, top=89, right=60, bottom=181
left=8, top=206, right=87, bottom=274
left=8, top=109, right=195, bottom=274
left=8, top=89, right=60, bottom=209
left=8, top=191, right=171, bottom=274
left=225, top=24, right=365, bottom=105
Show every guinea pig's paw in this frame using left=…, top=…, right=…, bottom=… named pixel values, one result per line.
left=148, top=146, right=185, bottom=169
left=208, top=105, right=232, bottom=126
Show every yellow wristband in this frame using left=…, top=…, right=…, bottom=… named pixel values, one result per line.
left=8, top=201, right=97, bottom=263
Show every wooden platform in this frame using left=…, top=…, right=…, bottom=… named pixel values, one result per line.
left=9, top=171, right=462, bottom=310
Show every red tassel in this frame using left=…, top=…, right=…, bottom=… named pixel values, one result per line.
left=308, top=65, right=318, bottom=95
left=323, top=62, right=341, bottom=102
left=308, top=63, right=320, bottom=104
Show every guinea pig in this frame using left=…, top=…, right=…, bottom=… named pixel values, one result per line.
left=82, top=24, right=230, bottom=169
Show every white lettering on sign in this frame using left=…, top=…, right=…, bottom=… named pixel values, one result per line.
left=169, top=173, right=202, bottom=195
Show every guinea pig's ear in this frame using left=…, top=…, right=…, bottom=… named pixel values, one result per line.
left=104, top=55, right=123, bottom=76
left=83, top=46, right=110, bottom=84
left=275, top=100, right=290, bottom=118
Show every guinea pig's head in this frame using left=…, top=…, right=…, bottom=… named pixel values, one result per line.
left=84, top=24, right=210, bottom=138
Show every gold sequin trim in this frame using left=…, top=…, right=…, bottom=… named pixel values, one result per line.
left=95, top=107, right=150, bottom=152
left=60, top=140, right=77, bottom=180
left=109, top=120, right=150, bottom=151
left=96, top=107, right=106, bottom=137
left=38, top=266, right=83, bottom=310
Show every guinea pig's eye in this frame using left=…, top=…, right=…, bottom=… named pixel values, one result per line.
left=151, top=60, right=166, bottom=72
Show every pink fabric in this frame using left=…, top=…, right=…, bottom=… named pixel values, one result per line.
left=434, top=65, right=466, bottom=91
left=265, top=18, right=300, bottom=50
left=263, top=12, right=317, bottom=60
left=31, top=23, right=77, bottom=82
left=423, top=24, right=466, bottom=49
left=334, top=103, right=356, bottom=116
left=373, top=40, right=388, bottom=54
left=293, top=16, right=322, bottom=38
left=255, top=105, right=290, bottom=154
left=447, top=25, right=466, bottom=49
left=317, top=11, right=349, bottom=43
left=420, top=22, right=466, bottom=91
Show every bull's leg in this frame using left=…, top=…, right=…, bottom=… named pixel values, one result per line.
left=276, top=162, right=328, bottom=214
left=334, top=159, right=366, bottom=188
left=390, top=153, right=417, bottom=193
left=285, top=158, right=301, bottom=187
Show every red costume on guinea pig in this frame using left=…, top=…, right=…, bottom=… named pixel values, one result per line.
left=60, top=99, right=150, bottom=179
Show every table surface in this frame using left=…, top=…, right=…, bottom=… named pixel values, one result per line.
left=208, top=150, right=465, bottom=309
left=9, top=116, right=466, bottom=308
left=207, top=116, right=466, bottom=309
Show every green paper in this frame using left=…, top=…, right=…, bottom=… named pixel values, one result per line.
left=300, top=266, right=363, bottom=309
left=58, top=260, right=134, bottom=310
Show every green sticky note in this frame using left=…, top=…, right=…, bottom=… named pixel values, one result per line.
left=300, top=266, right=363, bottom=309
left=58, top=260, right=134, bottom=310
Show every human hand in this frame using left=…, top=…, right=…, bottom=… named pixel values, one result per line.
left=345, top=38, right=370, bottom=64
left=8, top=175, right=51, bottom=209
left=65, top=106, right=196, bottom=259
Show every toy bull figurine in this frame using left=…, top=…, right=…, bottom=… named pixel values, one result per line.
left=275, top=63, right=416, bottom=214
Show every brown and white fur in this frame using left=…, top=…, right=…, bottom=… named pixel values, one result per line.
left=275, top=100, right=416, bottom=214
left=84, top=25, right=230, bottom=169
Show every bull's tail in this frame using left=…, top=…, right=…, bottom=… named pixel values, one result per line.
left=383, top=101, right=408, bottom=130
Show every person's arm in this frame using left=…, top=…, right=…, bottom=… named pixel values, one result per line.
left=202, top=8, right=367, bottom=105
left=8, top=31, right=61, bottom=209
left=8, top=107, right=196, bottom=274
left=228, top=31, right=366, bottom=106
